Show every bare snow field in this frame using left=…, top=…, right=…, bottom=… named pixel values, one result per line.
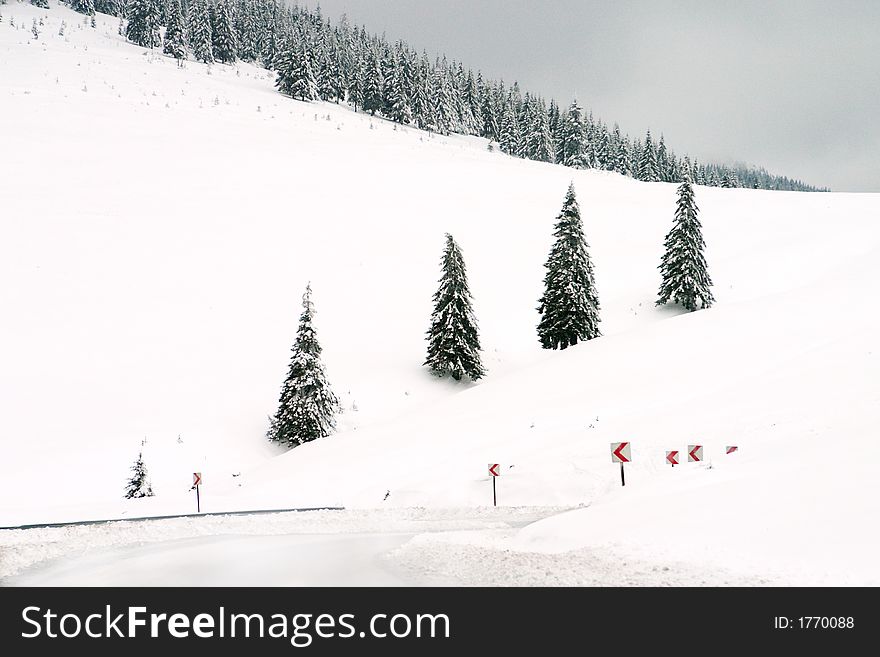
left=2, top=5, right=879, bottom=585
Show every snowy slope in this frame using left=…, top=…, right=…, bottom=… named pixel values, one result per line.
left=2, top=4, right=880, bottom=584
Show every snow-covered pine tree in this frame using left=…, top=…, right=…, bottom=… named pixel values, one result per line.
left=411, top=57, right=432, bottom=128
left=236, top=0, right=258, bottom=61
left=639, top=129, right=660, bottom=182
left=547, top=98, right=560, bottom=141
left=275, top=36, right=318, bottom=101
left=499, top=104, right=522, bottom=157
left=124, top=452, right=155, bottom=499
left=609, top=123, right=628, bottom=174
left=325, top=40, right=346, bottom=103
left=480, top=79, right=499, bottom=141
left=594, top=124, right=611, bottom=170
left=682, top=156, right=693, bottom=183
left=378, top=45, right=395, bottom=116
left=657, top=179, right=714, bottom=311
left=362, top=50, right=384, bottom=115
left=385, top=53, right=412, bottom=124
left=259, top=0, right=279, bottom=68
left=537, top=183, right=601, bottom=350
left=97, top=0, right=122, bottom=16
left=525, top=99, right=553, bottom=162
left=721, top=170, right=739, bottom=188
left=188, top=0, right=214, bottom=63
left=424, top=234, right=485, bottom=381
left=125, top=0, right=161, bottom=49
left=211, top=0, right=237, bottom=63
left=399, top=48, right=418, bottom=109
left=69, top=0, right=95, bottom=15
left=430, top=61, right=455, bottom=135
left=558, top=100, right=586, bottom=168
left=267, top=284, right=339, bottom=448
left=461, top=69, right=481, bottom=135
left=692, top=158, right=705, bottom=185
left=314, top=45, right=334, bottom=101
left=163, top=0, right=187, bottom=64
left=348, top=51, right=367, bottom=112
left=31, top=0, right=50, bottom=9
left=657, top=134, right=672, bottom=181
left=630, top=137, right=643, bottom=179
left=668, top=152, right=683, bottom=183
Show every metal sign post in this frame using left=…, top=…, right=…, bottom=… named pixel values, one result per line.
left=192, top=472, right=202, bottom=512
left=610, top=443, right=631, bottom=486
left=488, top=464, right=500, bottom=506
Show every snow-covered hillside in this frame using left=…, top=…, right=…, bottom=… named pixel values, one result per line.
left=2, top=4, right=880, bottom=584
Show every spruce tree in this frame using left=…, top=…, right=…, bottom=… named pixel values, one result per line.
left=163, top=0, right=187, bottom=64
left=499, top=105, right=521, bottom=157
left=480, top=81, right=499, bottom=141
left=411, top=59, right=432, bottom=128
left=594, top=125, right=611, bottom=170
left=657, top=179, right=714, bottom=311
left=275, top=37, right=318, bottom=101
left=315, top=45, right=335, bottom=101
left=362, top=51, right=384, bottom=115
left=188, top=0, right=214, bottom=63
left=639, top=130, right=660, bottom=182
left=70, top=0, right=95, bottom=15
left=558, top=100, right=586, bottom=168
left=424, top=234, right=485, bottom=381
left=211, top=0, right=237, bottom=63
left=692, top=159, right=705, bottom=185
left=430, top=62, right=455, bottom=135
left=537, top=184, right=601, bottom=349
left=609, top=124, right=628, bottom=174
left=236, top=0, right=258, bottom=61
left=259, top=1, right=279, bottom=68
left=721, top=170, right=739, bottom=188
left=525, top=101, right=553, bottom=162
left=124, top=452, right=155, bottom=499
left=325, top=41, right=346, bottom=103
left=657, top=134, right=672, bottom=181
left=267, top=285, right=339, bottom=448
left=461, top=69, right=481, bottom=135
left=125, top=0, right=161, bottom=49
left=385, top=56, right=412, bottom=124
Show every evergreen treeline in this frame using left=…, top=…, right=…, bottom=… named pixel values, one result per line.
left=73, top=0, right=823, bottom=192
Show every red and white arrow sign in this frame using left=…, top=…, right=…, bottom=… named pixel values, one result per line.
left=666, top=450, right=679, bottom=465
left=687, top=445, right=703, bottom=462
left=193, top=472, right=202, bottom=487
left=610, top=442, right=631, bottom=463
left=488, top=464, right=501, bottom=477
left=726, top=446, right=738, bottom=454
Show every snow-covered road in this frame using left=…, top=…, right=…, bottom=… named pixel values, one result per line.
left=1, top=507, right=775, bottom=586
left=0, top=507, right=557, bottom=586
left=6, top=533, right=415, bottom=586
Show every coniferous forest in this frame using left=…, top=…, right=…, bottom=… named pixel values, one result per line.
left=59, top=0, right=824, bottom=192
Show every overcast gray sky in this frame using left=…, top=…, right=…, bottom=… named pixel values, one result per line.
left=306, top=0, right=879, bottom=191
